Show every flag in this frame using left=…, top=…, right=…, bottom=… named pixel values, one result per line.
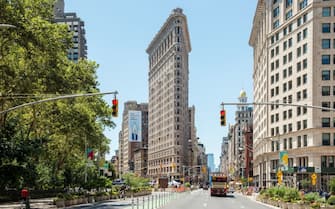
left=86, top=148, right=94, bottom=160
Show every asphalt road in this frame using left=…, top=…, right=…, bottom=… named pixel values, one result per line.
left=160, top=190, right=277, bottom=209
left=63, top=190, right=278, bottom=209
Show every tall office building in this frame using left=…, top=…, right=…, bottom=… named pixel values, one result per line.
left=146, top=8, right=191, bottom=179
left=250, top=0, right=335, bottom=189
left=207, top=153, right=215, bottom=173
left=118, top=101, right=148, bottom=175
left=53, top=0, right=87, bottom=61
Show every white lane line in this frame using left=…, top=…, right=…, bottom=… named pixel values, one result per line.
left=203, top=203, right=207, bottom=208
left=240, top=206, right=245, bottom=208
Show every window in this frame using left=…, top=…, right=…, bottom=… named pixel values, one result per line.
left=322, top=70, right=331, bottom=80
left=322, top=23, right=331, bottom=33
left=303, top=59, right=307, bottom=69
left=286, top=10, right=293, bottom=20
left=322, top=86, right=331, bottom=96
left=283, top=55, right=287, bottom=64
left=289, top=138, right=292, bottom=149
left=298, top=136, right=302, bottom=147
left=273, top=20, right=280, bottom=29
left=273, top=7, right=280, bottom=18
left=297, top=91, right=302, bottom=101
left=297, top=121, right=302, bottom=130
left=322, top=117, right=331, bottom=127
left=297, top=47, right=301, bottom=57
left=322, top=39, right=331, bottom=49
left=288, top=23, right=293, bottom=33
left=323, top=7, right=331, bottom=17
left=303, top=43, right=308, bottom=54
left=322, top=55, right=331, bottom=64
left=297, top=77, right=302, bottom=86
left=283, top=69, right=287, bottom=78
left=303, top=28, right=307, bottom=38
left=323, top=133, right=331, bottom=145
left=286, top=0, right=293, bottom=8
left=288, top=52, right=292, bottom=62
left=303, top=120, right=307, bottom=129
left=297, top=107, right=301, bottom=116
left=299, top=0, right=308, bottom=10
left=288, top=38, right=292, bottom=47
left=297, top=62, right=302, bottom=72
left=283, top=41, right=287, bottom=50
left=284, top=138, right=287, bottom=149
left=303, top=74, right=307, bottom=84
left=303, top=135, right=308, bottom=147
left=322, top=102, right=331, bottom=112
left=297, top=32, right=301, bottom=42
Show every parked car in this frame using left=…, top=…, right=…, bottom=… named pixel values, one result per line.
left=112, top=179, right=125, bottom=185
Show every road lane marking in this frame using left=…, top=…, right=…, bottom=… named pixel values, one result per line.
left=203, top=203, right=207, bottom=208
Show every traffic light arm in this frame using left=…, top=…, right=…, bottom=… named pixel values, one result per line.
left=0, top=91, right=118, bottom=115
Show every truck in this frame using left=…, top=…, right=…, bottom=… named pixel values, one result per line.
left=210, top=173, right=228, bottom=197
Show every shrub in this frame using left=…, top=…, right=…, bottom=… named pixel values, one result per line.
left=284, top=187, right=300, bottom=202
left=327, top=195, right=335, bottom=205
left=330, top=178, right=335, bottom=194
left=304, top=192, right=320, bottom=203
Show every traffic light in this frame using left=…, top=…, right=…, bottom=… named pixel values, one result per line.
left=112, top=99, right=118, bottom=117
left=220, top=110, right=226, bottom=126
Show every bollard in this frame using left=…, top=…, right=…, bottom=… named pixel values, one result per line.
left=147, top=196, right=149, bottom=209
left=137, top=197, right=139, bottom=209
left=142, top=196, right=145, bottom=209
left=132, top=198, right=134, bottom=209
left=151, top=195, right=154, bottom=209
left=155, top=194, right=157, bottom=208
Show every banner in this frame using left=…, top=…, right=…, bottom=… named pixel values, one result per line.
left=128, top=110, right=142, bottom=142
left=86, top=148, right=94, bottom=160
left=279, top=151, right=288, bottom=171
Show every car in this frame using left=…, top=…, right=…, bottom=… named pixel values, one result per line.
left=203, top=185, right=209, bottom=190
left=112, top=179, right=125, bottom=185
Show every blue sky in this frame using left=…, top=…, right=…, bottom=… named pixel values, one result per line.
left=65, top=0, right=257, bottom=166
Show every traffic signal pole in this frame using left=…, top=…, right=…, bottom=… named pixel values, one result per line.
left=0, top=91, right=118, bottom=115
left=221, top=101, right=335, bottom=112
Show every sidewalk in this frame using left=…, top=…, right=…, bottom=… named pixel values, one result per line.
left=237, top=192, right=280, bottom=209
left=0, top=198, right=56, bottom=209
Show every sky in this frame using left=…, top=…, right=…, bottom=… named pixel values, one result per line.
left=65, top=0, right=257, bottom=167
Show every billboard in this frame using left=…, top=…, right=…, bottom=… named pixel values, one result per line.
left=279, top=151, right=288, bottom=171
left=128, top=110, right=142, bottom=142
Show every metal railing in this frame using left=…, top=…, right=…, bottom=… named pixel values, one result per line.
left=125, top=191, right=188, bottom=209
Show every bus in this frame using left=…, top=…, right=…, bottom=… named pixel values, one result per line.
left=210, top=173, right=228, bottom=197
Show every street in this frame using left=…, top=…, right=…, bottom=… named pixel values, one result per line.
left=63, top=190, right=277, bottom=209
left=160, top=190, right=276, bottom=209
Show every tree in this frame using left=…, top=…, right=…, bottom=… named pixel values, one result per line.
left=0, top=0, right=115, bottom=190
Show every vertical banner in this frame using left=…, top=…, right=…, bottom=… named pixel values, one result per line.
left=86, top=148, right=94, bottom=160
left=128, top=110, right=142, bottom=142
left=279, top=151, right=288, bottom=171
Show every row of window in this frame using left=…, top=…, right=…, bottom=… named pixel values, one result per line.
left=322, top=133, right=335, bottom=146
left=270, top=135, right=308, bottom=152
left=321, top=155, right=335, bottom=168
left=272, top=0, right=308, bottom=29
left=271, top=77, right=307, bottom=97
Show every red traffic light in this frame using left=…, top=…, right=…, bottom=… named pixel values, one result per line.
left=220, top=110, right=225, bottom=116
left=112, top=99, right=118, bottom=105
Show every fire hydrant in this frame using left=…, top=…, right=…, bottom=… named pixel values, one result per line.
left=21, top=188, right=30, bottom=209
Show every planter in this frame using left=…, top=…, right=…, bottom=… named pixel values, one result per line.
left=55, top=199, right=65, bottom=208
left=88, top=196, right=95, bottom=203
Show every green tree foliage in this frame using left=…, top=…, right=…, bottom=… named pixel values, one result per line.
left=0, top=0, right=115, bottom=190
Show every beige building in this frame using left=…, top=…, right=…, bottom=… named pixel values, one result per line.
left=118, top=101, right=148, bottom=176
left=250, top=0, right=335, bottom=189
left=146, top=8, right=192, bottom=180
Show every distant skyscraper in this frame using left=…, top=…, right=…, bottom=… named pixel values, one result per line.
left=53, top=0, right=87, bottom=62
left=146, top=8, right=191, bottom=179
left=207, top=153, right=215, bottom=173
